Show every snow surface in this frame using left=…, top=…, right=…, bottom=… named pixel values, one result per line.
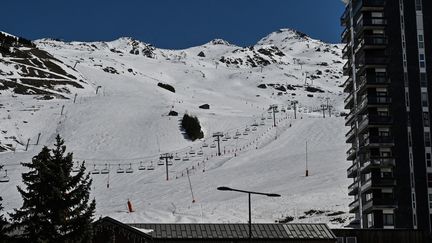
left=0, top=29, right=351, bottom=227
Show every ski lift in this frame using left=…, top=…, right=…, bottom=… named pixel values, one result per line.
left=0, top=169, right=10, bottom=183
left=261, top=116, right=266, bottom=120
left=91, top=164, right=100, bottom=175
left=243, top=131, right=249, bottom=136
left=260, top=121, right=265, bottom=126
left=235, top=130, right=241, bottom=136
left=245, top=126, right=250, bottom=132
left=197, top=149, right=204, bottom=156
left=252, top=127, right=258, bottom=131
left=167, top=160, right=173, bottom=166
left=116, top=164, right=125, bottom=174
left=174, top=153, right=181, bottom=161
left=189, top=148, right=196, bottom=155
left=210, top=142, right=216, bottom=149
left=225, top=133, right=231, bottom=139
left=126, top=163, right=134, bottom=173
left=252, top=121, right=259, bottom=126
left=147, top=161, right=155, bottom=170
left=101, top=164, right=109, bottom=174
left=138, top=161, right=146, bottom=170
left=202, top=142, right=209, bottom=148
left=72, top=161, right=80, bottom=172
left=281, top=108, right=286, bottom=112
left=182, top=154, right=190, bottom=161
left=233, top=135, right=239, bottom=139
left=157, top=158, right=164, bottom=166
left=267, top=115, right=272, bottom=119
left=222, top=136, right=228, bottom=142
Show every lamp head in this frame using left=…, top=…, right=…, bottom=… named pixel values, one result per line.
left=217, top=186, right=232, bottom=191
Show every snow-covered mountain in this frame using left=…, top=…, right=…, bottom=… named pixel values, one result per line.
left=0, top=29, right=351, bottom=227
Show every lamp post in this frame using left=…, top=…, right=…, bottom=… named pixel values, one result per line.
left=217, top=186, right=281, bottom=242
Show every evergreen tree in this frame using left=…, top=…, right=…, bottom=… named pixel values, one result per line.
left=10, top=135, right=96, bottom=242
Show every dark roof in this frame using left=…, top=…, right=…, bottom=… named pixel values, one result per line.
left=127, top=223, right=335, bottom=240
left=95, top=217, right=153, bottom=239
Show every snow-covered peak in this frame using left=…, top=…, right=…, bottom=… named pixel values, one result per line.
left=0, top=31, right=19, bottom=40
left=207, top=38, right=235, bottom=46
left=257, top=28, right=311, bottom=47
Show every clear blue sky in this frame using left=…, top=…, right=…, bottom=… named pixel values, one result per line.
left=1, top=0, right=345, bottom=49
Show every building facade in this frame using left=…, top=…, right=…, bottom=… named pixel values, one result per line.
left=341, top=0, right=432, bottom=231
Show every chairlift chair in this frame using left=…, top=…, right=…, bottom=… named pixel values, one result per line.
left=147, top=161, right=155, bottom=170
left=202, top=142, right=209, bottom=148
left=167, top=160, right=173, bottom=166
left=101, top=164, right=110, bottom=174
left=0, top=169, right=10, bottom=183
left=235, top=130, right=241, bottom=136
left=182, top=155, right=190, bottom=161
left=116, top=164, right=125, bottom=174
left=225, top=133, right=231, bottom=140
left=138, top=161, right=146, bottom=170
left=174, top=153, right=181, bottom=161
left=197, top=148, right=204, bottom=156
left=260, top=121, right=265, bottom=126
left=126, top=163, right=134, bottom=173
left=245, top=126, right=250, bottom=132
left=189, top=149, right=196, bottom=155
left=252, top=127, right=257, bottom=131
left=210, top=143, right=216, bottom=148
left=157, top=159, right=164, bottom=166
left=91, top=164, right=100, bottom=175
left=243, top=131, right=249, bottom=136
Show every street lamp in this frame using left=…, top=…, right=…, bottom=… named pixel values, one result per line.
left=217, top=186, right=281, bottom=242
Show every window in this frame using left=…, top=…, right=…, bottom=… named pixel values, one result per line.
left=425, top=132, right=431, bottom=147
left=365, top=192, right=373, bottom=202
left=424, top=112, right=430, bottom=127
left=421, top=92, right=428, bottom=107
left=383, top=213, right=394, bottom=226
left=367, top=213, right=374, bottom=227
left=420, top=73, right=427, bottom=87
left=418, top=34, right=424, bottom=48
left=428, top=173, right=432, bottom=187
left=415, top=0, right=422, bottom=11
left=420, top=54, right=426, bottom=68
left=346, top=237, right=357, bottom=243
left=337, top=237, right=344, bottom=243
left=426, top=153, right=431, bottom=167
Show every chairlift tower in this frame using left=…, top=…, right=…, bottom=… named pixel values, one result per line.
left=212, top=132, right=224, bottom=156
left=160, top=153, right=173, bottom=181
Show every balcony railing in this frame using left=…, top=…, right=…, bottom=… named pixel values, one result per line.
left=368, top=96, right=391, bottom=105
left=361, top=157, right=395, bottom=173
left=348, top=180, right=359, bottom=195
left=352, top=0, right=386, bottom=17
left=364, top=135, right=394, bottom=146
left=347, top=146, right=357, bottom=160
left=349, top=199, right=360, bottom=213
left=363, top=197, right=396, bottom=213
left=357, top=73, right=389, bottom=91
left=347, top=162, right=358, bottom=178
left=368, top=115, right=392, bottom=124
left=341, top=5, right=350, bottom=26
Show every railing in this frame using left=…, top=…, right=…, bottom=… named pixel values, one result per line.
left=347, top=162, right=358, bottom=177
left=363, top=197, right=396, bottom=212
left=347, top=147, right=357, bottom=159
left=368, top=96, right=391, bottom=104
left=352, top=0, right=385, bottom=17
left=368, top=115, right=392, bottom=124
left=357, top=116, right=369, bottom=132
left=346, top=126, right=356, bottom=139
left=344, top=92, right=354, bottom=104
left=348, top=180, right=359, bottom=193
left=360, top=157, right=395, bottom=173
left=349, top=199, right=360, bottom=212
left=364, top=135, right=394, bottom=145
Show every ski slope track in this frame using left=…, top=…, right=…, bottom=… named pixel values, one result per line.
left=0, top=29, right=352, bottom=227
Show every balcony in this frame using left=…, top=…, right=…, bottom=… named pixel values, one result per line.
left=346, top=126, right=356, bottom=143
left=349, top=199, right=360, bottom=213
left=343, top=60, right=351, bottom=76
left=352, top=0, right=386, bottom=18
left=368, top=115, right=393, bottom=125
left=344, top=92, right=354, bottom=109
left=357, top=116, right=369, bottom=134
left=345, top=109, right=356, bottom=126
left=347, top=146, right=357, bottom=161
left=363, top=135, right=394, bottom=147
left=348, top=180, right=359, bottom=196
left=341, top=5, right=350, bottom=26
left=361, top=177, right=397, bottom=192
left=367, top=96, right=391, bottom=105
left=354, top=16, right=387, bottom=37
left=357, top=73, right=390, bottom=92
left=343, top=77, right=354, bottom=93
left=341, top=27, right=351, bottom=44
left=363, top=197, right=397, bottom=213
left=342, top=43, right=352, bottom=59
left=347, top=162, right=358, bottom=178
left=355, top=35, right=388, bottom=53
left=360, top=157, right=395, bottom=174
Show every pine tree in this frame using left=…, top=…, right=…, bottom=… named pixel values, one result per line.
left=10, top=135, right=96, bottom=242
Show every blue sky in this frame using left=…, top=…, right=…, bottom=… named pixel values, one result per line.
left=1, top=0, right=345, bottom=49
